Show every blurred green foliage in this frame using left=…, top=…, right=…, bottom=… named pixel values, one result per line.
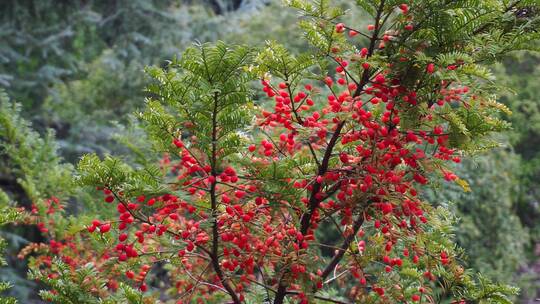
left=496, top=53, right=540, bottom=242
left=425, top=148, right=528, bottom=282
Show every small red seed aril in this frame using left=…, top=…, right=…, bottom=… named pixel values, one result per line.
left=234, top=190, right=246, bottom=199
left=335, top=23, right=345, bottom=33
left=426, top=63, right=436, bottom=74
left=399, top=3, right=409, bottom=13
left=173, top=138, right=183, bottom=148
left=119, top=233, right=128, bottom=242
left=99, top=223, right=111, bottom=233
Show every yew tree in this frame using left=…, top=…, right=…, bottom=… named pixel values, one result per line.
left=20, top=0, right=540, bottom=303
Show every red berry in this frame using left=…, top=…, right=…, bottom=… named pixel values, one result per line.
left=335, top=23, right=345, bottom=33
left=186, top=241, right=194, bottom=252
left=360, top=48, right=368, bottom=56
left=403, top=248, right=409, bottom=256
left=173, top=138, right=183, bottom=148
left=426, top=63, right=436, bottom=74
left=100, top=223, right=111, bottom=233
left=325, top=76, right=333, bottom=86
left=139, top=283, right=147, bottom=292
left=399, top=4, right=409, bottom=13
left=234, top=190, right=246, bottom=199
left=119, top=233, right=128, bottom=242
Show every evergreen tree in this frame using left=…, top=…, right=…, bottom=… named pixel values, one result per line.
left=1, top=0, right=539, bottom=303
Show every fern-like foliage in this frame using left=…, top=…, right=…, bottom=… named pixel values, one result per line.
left=76, top=154, right=167, bottom=200
left=143, top=41, right=255, bottom=162
left=76, top=42, right=257, bottom=199
left=0, top=90, right=74, bottom=203
left=27, top=257, right=153, bottom=304
left=0, top=189, right=21, bottom=304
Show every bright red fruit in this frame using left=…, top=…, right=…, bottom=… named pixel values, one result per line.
left=335, top=23, right=345, bottom=33
left=99, top=223, right=111, bottom=233
left=426, top=63, right=435, bottom=74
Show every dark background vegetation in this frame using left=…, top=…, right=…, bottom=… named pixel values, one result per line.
left=0, top=0, right=539, bottom=302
